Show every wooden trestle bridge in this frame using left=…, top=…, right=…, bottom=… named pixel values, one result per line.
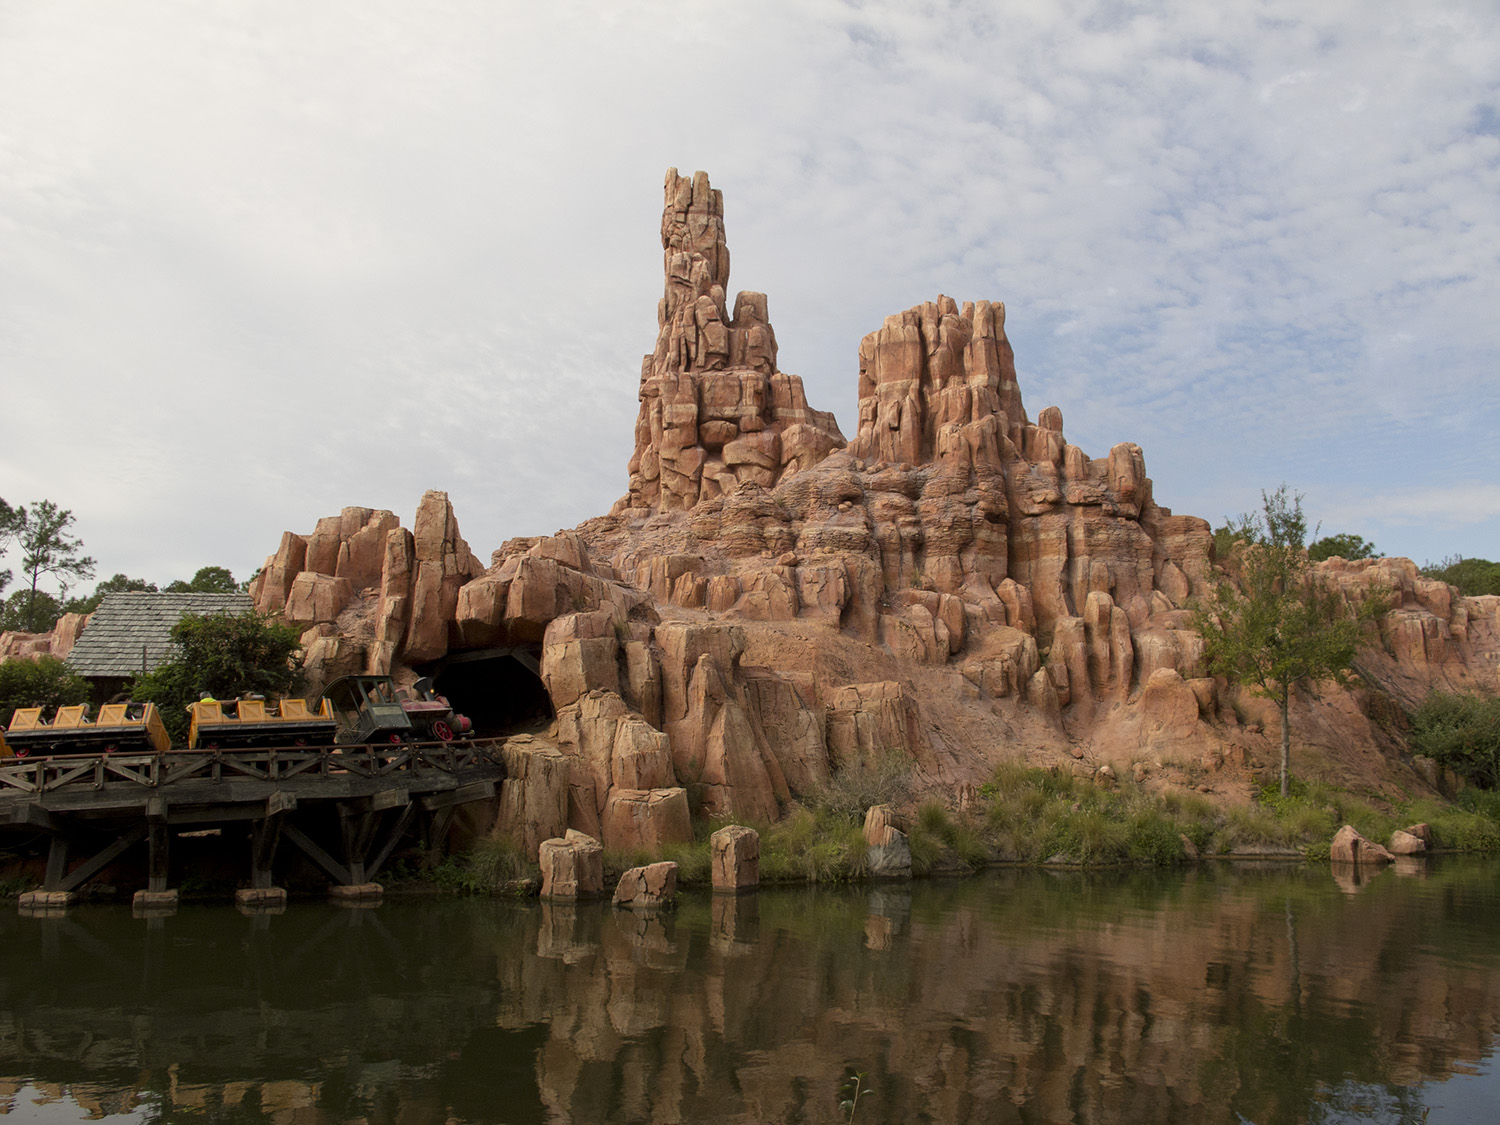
left=0, top=740, right=506, bottom=909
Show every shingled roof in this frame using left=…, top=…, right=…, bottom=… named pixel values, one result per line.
left=66, top=591, right=254, bottom=679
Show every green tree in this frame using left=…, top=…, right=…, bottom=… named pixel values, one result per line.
left=63, top=573, right=159, bottom=617
left=10, top=500, right=96, bottom=633
left=1410, top=691, right=1500, bottom=788
left=1308, top=533, right=1378, bottom=563
left=1211, top=512, right=1261, bottom=561
left=132, top=610, right=303, bottom=743
left=0, top=497, right=20, bottom=598
left=1195, top=487, right=1376, bottom=797
left=0, top=656, right=90, bottom=728
left=1420, top=556, right=1500, bottom=597
left=163, top=566, right=238, bottom=594
left=0, top=589, right=61, bottom=634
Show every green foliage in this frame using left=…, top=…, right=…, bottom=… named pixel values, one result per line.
left=839, top=1071, right=874, bottom=1123
left=164, top=566, right=239, bottom=594
left=907, top=799, right=990, bottom=872
left=1419, top=794, right=1500, bottom=852
left=63, top=573, right=158, bottom=617
left=5, top=500, right=96, bottom=633
left=1308, top=532, right=1378, bottom=562
left=0, top=589, right=61, bottom=633
left=759, top=808, right=869, bottom=883
left=1410, top=691, right=1500, bottom=789
left=1255, top=778, right=1393, bottom=847
left=131, top=610, right=303, bottom=743
left=0, top=656, right=90, bottom=727
left=1212, top=511, right=1262, bottom=561
left=1419, top=555, right=1500, bottom=597
left=984, top=764, right=1197, bottom=865
left=1194, top=486, right=1373, bottom=797
left=662, top=837, right=713, bottom=884
left=0, top=498, right=18, bottom=598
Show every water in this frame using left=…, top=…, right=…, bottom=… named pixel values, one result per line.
left=2, top=859, right=1499, bottom=1124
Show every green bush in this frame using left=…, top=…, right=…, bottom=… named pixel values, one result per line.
left=1125, top=808, right=1186, bottom=866
left=1419, top=556, right=1500, bottom=597
left=391, top=837, right=539, bottom=894
left=1410, top=691, right=1500, bottom=788
left=0, top=656, right=89, bottom=728
left=131, top=610, right=303, bottom=743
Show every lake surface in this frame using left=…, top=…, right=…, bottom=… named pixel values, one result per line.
left=2, top=859, right=1499, bottom=1124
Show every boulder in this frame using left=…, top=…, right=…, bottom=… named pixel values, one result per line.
left=1330, top=824, right=1394, bottom=866
left=496, top=736, right=571, bottom=861
left=538, top=830, right=604, bottom=900
left=404, top=490, right=483, bottom=663
left=1389, top=829, right=1427, bottom=856
left=612, top=862, right=678, bottom=909
left=283, top=573, right=353, bottom=627
left=541, top=636, right=621, bottom=710
left=863, top=805, right=912, bottom=878
left=600, top=788, right=693, bottom=852
left=711, top=825, right=760, bottom=893
left=1402, top=822, right=1433, bottom=845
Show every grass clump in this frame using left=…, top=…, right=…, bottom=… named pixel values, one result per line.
left=1415, top=790, right=1500, bottom=852
left=391, top=836, right=539, bottom=895
left=759, top=808, right=868, bottom=883
left=983, top=764, right=1198, bottom=866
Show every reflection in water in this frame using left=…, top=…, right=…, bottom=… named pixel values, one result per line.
left=1, top=860, right=1498, bottom=1123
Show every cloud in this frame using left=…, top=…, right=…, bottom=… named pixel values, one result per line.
left=0, top=0, right=1497, bottom=591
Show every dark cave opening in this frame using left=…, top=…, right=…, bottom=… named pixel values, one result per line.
left=429, top=650, right=553, bottom=738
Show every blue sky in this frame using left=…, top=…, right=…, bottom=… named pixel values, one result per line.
left=1, top=0, right=1497, bottom=595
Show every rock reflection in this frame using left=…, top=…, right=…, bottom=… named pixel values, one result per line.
left=0, top=860, right=1497, bottom=1123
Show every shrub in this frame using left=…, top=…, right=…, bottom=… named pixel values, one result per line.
left=1410, top=691, right=1500, bottom=789
left=1419, top=556, right=1500, bottom=597
left=1125, top=808, right=1186, bottom=866
left=805, top=751, right=912, bottom=823
left=131, top=610, right=303, bottom=743
left=662, top=838, right=713, bottom=884
left=0, top=656, right=89, bottom=728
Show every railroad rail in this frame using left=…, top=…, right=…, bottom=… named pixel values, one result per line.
left=1, top=741, right=507, bottom=907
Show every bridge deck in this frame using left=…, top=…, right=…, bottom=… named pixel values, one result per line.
left=0, top=742, right=508, bottom=899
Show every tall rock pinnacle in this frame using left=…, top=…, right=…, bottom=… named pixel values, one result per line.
left=618, top=169, right=846, bottom=514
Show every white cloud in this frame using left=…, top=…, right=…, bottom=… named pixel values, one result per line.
left=0, top=0, right=1497, bottom=593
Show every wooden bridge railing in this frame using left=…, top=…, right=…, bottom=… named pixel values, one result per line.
left=0, top=740, right=507, bottom=800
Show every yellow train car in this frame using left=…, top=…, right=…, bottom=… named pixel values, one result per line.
left=4, top=702, right=171, bottom=757
left=187, top=697, right=337, bottom=749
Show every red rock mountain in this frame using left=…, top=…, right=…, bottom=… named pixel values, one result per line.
left=216, top=169, right=1500, bottom=852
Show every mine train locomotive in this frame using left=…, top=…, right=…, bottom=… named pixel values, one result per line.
left=0, top=674, right=472, bottom=758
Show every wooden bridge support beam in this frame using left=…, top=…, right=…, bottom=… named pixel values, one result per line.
left=43, top=835, right=69, bottom=892
left=237, top=791, right=297, bottom=908
left=145, top=820, right=170, bottom=895
left=134, top=798, right=178, bottom=912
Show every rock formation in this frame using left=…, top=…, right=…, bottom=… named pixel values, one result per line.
left=617, top=169, right=846, bottom=513
left=19, top=168, right=1500, bottom=849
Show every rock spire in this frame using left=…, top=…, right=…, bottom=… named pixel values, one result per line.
left=618, top=169, right=846, bottom=513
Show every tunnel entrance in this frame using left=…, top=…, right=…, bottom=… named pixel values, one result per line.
left=426, top=647, right=553, bottom=738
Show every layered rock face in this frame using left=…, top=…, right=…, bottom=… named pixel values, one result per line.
left=247, top=492, right=488, bottom=677
left=119, top=168, right=1500, bottom=839
left=617, top=169, right=846, bottom=513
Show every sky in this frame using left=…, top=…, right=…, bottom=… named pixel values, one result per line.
left=1, top=0, right=1497, bottom=599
